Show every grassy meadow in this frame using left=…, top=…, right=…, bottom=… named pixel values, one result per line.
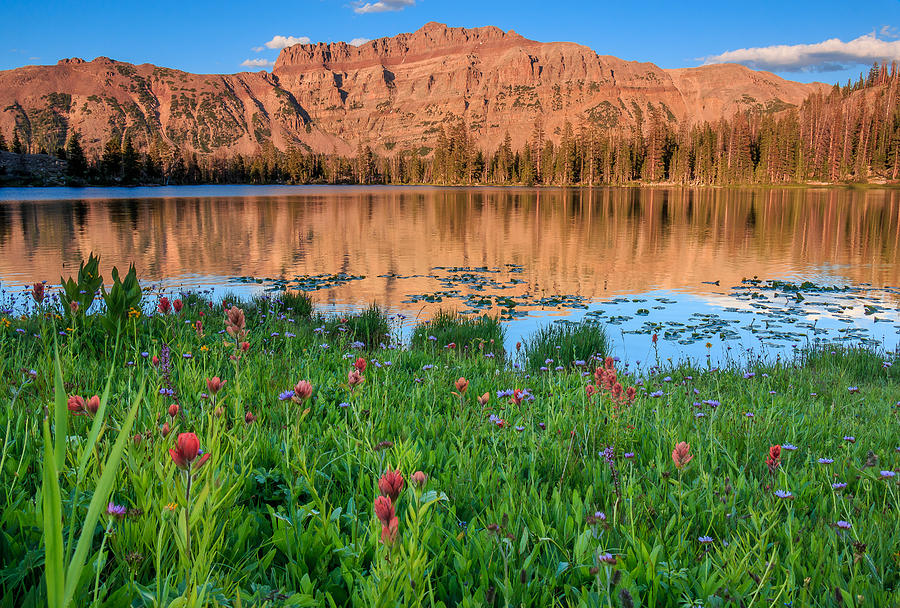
left=0, top=263, right=898, bottom=607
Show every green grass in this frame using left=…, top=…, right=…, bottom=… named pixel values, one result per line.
left=522, top=319, right=610, bottom=371
left=0, top=291, right=898, bottom=607
left=410, top=310, right=506, bottom=359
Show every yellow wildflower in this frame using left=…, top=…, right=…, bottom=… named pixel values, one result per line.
left=164, top=502, right=178, bottom=512
left=200, top=345, right=209, bottom=352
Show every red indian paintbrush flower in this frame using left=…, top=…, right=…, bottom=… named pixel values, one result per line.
left=411, top=471, right=427, bottom=487
left=244, top=411, right=257, bottom=424
left=586, top=384, right=597, bottom=398
left=766, top=445, right=781, bottom=474
left=172, top=298, right=183, bottom=313
left=378, top=469, right=404, bottom=501
left=168, top=403, right=179, bottom=418
left=293, top=380, right=313, bottom=402
left=374, top=495, right=394, bottom=526
left=455, top=377, right=469, bottom=394
left=354, top=357, right=367, bottom=373
left=31, top=282, right=45, bottom=304
left=158, top=297, right=171, bottom=314
left=169, top=432, right=210, bottom=470
left=161, top=422, right=170, bottom=437
left=240, top=341, right=250, bottom=352
left=348, top=369, right=363, bottom=388
left=85, top=395, right=100, bottom=415
left=380, top=516, right=399, bottom=545
left=672, top=442, right=694, bottom=469
left=206, top=377, right=226, bottom=395
left=225, top=306, right=247, bottom=338
left=477, top=392, right=490, bottom=406
left=67, top=395, right=86, bottom=415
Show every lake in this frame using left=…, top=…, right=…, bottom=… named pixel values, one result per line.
left=1, top=185, right=898, bottom=364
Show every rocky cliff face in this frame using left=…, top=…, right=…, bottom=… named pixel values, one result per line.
left=0, top=22, right=828, bottom=157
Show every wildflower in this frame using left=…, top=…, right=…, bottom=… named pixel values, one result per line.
left=161, top=422, right=170, bottom=437
left=380, top=515, right=399, bottom=545
left=169, top=433, right=210, bottom=470
left=880, top=470, right=897, bottom=479
left=598, top=553, right=617, bottom=565
left=411, top=471, right=427, bottom=487
left=847, top=386, right=859, bottom=394
left=422, top=364, right=434, bottom=371
left=745, top=412, right=755, bottom=418
left=152, top=355, right=160, bottom=366
left=244, top=411, right=257, bottom=424
left=818, top=458, right=834, bottom=464
left=107, top=502, right=128, bottom=518
left=67, top=395, right=87, bottom=416
left=651, top=333, right=658, bottom=344
left=374, top=495, right=395, bottom=526
left=455, top=377, right=469, bottom=394
left=743, top=372, right=755, bottom=379
left=69, top=301, right=79, bottom=314
left=348, top=369, right=364, bottom=388
left=158, top=297, right=172, bottom=314
left=586, top=384, right=597, bottom=398
left=774, top=490, right=793, bottom=499
left=168, top=403, right=179, bottom=418
left=293, top=380, right=313, bottom=402
left=624, top=452, right=635, bottom=459
left=278, top=389, right=294, bottom=401
left=695, top=412, right=705, bottom=418
left=378, top=469, right=404, bottom=501
left=206, top=377, right=226, bottom=395
left=240, top=341, right=250, bottom=352
left=672, top=442, right=694, bottom=469
left=31, top=282, right=45, bottom=304
left=698, top=536, right=714, bottom=544
left=182, top=353, right=192, bottom=360
left=843, top=436, right=855, bottom=443
left=650, top=390, right=664, bottom=398
left=354, top=357, right=367, bottom=372
left=339, top=402, right=351, bottom=408
left=766, top=445, right=781, bottom=474
left=831, top=482, right=847, bottom=489
left=836, top=520, right=851, bottom=530
left=225, top=306, right=247, bottom=338
left=515, top=425, right=525, bottom=432
left=477, top=392, right=490, bottom=406
left=781, top=443, right=798, bottom=451
left=374, top=440, right=394, bottom=451
left=172, top=299, right=183, bottom=313
left=164, top=502, right=178, bottom=512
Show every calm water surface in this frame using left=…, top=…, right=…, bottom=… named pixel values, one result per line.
left=1, top=185, right=898, bottom=363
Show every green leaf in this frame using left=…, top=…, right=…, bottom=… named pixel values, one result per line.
left=52, top=342, right=68, bottom=472
left=42, top=418, right=64, bottom=608
left=62, top=381, right=144, bottom=608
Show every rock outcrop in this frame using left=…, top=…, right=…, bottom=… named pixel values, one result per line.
left=0, top=22, right=828, bottom=157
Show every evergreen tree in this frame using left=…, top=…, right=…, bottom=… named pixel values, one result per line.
left=0, top=131, right=7, bottom=152
left=65, top=132, right=87, bottom=178
left=121, top=134, right=140, bottom=183
left=101, top=135, right=122, bottom=180
left=11, top=131, right=24, bottom=154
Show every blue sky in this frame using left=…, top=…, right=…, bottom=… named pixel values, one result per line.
left=1, top=0, right=898, bottom=85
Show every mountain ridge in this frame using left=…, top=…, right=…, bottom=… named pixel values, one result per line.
left=0, top=22, right=829, bottom=158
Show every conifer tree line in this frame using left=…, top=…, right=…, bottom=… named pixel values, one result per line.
left=2, top=61, right=898, bottom=185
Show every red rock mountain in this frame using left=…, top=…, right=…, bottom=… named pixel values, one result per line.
left=0, top=22, right=828, bottom=157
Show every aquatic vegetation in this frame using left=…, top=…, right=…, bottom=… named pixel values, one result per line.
left=410, top=309, right=505, bottom=357
left=522, top=319, right=609, bottom=371
left=0, top=278, right=898, bottom=606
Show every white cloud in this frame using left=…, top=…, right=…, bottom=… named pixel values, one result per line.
left=704, top=32, right=900, bottom=72
left=353, top=0, right=415, bottom=14
left=241, top=58, right=274, bottom=69
left=252, top=46, right=265, bottom=52
left=349, top=37, right=371, bottom=46
left=263, top=35, right=312, bottom=50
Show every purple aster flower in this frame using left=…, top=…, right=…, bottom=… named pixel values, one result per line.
left=743, top=372, right=755, bottom=379
left=695, top=412, right=706, bottom=418
left=140, top=351, right=149, bottom=358
left=554, top=366, right=564, bottom=371
left=818, top=458, right=834, bottom=464
left=843, top=436, right=855, bottom=443
left=650, top=390, right=664, bottom=398
left=698, top=535, right=714, bottom=544
left=515, top=426, right=525, bottom=432
left=880, top=470, right=896, bottom=479
left=781, top=443, right=798, bottom=451
left=539, top=366, right=549, bottom=372
left=623, top=452, right=635, bottom=459
left=745, top=412, right=754, bottom=418
left=422, top=364, right=434, bottom=371
left=847, top=386, right=859, bottom=394
left=774, top=490, right=793, bottom=499
left=835, top=520, right=851, bottom=530
left=278, top=390, right=294, bottom=401
left=598, top=553, right=617, bottom=565
left=107, top=502, right=127, bottom=518
left=339, top=402, right=351, bottom=408
left=663, top=376, right=672, bottom=382
left=182, top=353, right=192, bottom=359
left=703, top=400, right=720, bottom=408
left=831, top=482, right=847, bottom=489
left=594, top=511, right=606, bottom=521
